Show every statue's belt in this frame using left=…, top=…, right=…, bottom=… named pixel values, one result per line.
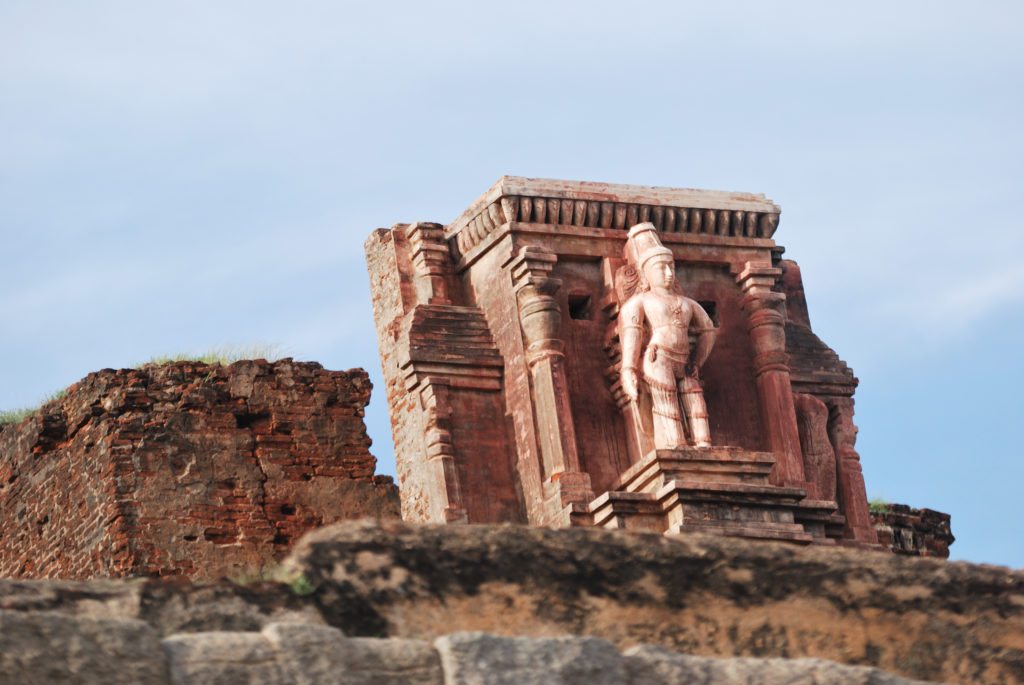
left=646, top=344, right=688, bottom=364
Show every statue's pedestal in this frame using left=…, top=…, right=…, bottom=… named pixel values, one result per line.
left=573, top=448, right=846, bottom=545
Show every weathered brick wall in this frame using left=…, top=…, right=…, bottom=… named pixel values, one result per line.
left=365, top=227, right=430, bottom=522
left=0, top=359, right=399, bottom=580
left=872, top=503, right=954, bottom=558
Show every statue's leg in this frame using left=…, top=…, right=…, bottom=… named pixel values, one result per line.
left=644, top=350, right=687, bottom=449
left=680, top=376, right=712, bottom=447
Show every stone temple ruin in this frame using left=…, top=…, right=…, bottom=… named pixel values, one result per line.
left=0, top=177, right=991, bottom=685
left=0, top=176, right=953, bottom=584
left=367, top=176, right=887, bottom=547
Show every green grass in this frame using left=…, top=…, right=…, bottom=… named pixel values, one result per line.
left=0, top=389, right=68, bottom=427
left=139, top=344, right=285, bottom=368
left=868, top=496, right=890, bottom=514
left=229, top=562, right=317, bottom=596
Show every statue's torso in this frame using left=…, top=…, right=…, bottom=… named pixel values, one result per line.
left=641, top=291, right=693, bottom=356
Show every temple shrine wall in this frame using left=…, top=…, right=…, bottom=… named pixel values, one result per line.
left=366, top=227, right=435, bottom=522
left=555, top=257, right=633, bottom=494
left=459, top=243, right=532, bottom=523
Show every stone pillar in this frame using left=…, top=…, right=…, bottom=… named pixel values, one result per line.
left=827, top=396, right=878, bottom=544
left=507, top=246, right=594, bottom=515
left=418, top=379, right=468, bottom=523
left=736, top=262, right=806, bottom=487
left=406, top=222, right=451, bottom=305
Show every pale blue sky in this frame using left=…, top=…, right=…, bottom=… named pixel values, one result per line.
left=2, top=1, right=1021, bottom=567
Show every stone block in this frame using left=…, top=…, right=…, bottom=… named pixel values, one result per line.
left=265, top=623, right=442, bottom=685
left=624, top=644, right=933, bottom=684
left=162, top=631, right=283, bottom=684
left=435, top=632, right=627, bottom=685
left=0, top=610, right=169, bottom=684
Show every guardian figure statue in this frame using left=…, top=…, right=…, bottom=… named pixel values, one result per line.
left=617, top=222, right=717, bottom=449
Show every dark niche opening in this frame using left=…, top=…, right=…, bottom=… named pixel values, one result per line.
left=234, top=412, right=269, bottom=430
left=698, top=300, right=719, bottom=326
left=568, top=293, right=593, bottom=320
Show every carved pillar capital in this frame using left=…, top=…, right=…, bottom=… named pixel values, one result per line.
left=508, top=246, right=565, bottom=364
left=407, top=222, right=451, bottom=305
left=736, top=261, right=783, bottom=293
left=736, top=263, right=790, bottom=376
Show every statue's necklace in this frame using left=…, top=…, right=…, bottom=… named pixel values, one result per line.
left=655, top=292, right=685, bottom=326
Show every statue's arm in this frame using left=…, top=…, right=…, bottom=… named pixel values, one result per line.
left=618, top=297, right=644, bottom=401
left=689, top=299, right=717, bottom=371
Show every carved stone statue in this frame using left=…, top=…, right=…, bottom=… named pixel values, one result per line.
left=793, top=392, right=838, bottom=501
left=617, top=223, right=717, bottom=449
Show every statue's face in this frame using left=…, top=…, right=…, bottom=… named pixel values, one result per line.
left=643, top=257, right=675, bottom=290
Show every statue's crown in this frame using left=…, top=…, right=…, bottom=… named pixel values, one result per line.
left=625, top=222, right=673, bottom=270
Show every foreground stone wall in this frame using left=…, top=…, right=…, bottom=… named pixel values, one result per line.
left=1, top=521, right=1018, bottom=684
left=872, top=503, right=955, bottom=558
left=0, top=615, right=932, bottom=685
left=0, top=360, right=399, bottom=580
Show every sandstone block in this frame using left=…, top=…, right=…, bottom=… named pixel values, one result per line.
left=435, top=632, right=626, bottom=685
left=266, top=623, right=442, bottom=685
left=162, top=631, right=283, bottom=684
left=624, top=644, right=933, bottom=684
left=0, top=610, right=169, bottom=684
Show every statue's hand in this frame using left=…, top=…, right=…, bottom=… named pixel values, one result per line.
left=621, top=368, right=639, bottom=402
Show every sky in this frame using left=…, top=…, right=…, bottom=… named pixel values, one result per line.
left=1, top=1, right=1021, bottom=568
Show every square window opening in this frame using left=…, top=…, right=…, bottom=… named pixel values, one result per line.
left=568, top=293, right=593, bottom=321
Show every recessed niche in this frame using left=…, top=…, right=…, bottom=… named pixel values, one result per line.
left=698, top=301, right=720, bottom=326
left=568, top=293, right=593, bottom=320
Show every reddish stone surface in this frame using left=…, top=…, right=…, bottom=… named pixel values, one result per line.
left=0, top=360, right=399, bottom=580
left=365, top=177, right=929, bottom=551
left=872, top=503, right=955, bottom=558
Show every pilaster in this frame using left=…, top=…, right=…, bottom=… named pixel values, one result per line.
left=736, top=262, right=807, bottom=487
left=507, top=246, right=593, bottom=516
left=418, top=379, right=468, bottom=524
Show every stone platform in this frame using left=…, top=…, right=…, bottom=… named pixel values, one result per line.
left=572, top=447, right=844, bottom=545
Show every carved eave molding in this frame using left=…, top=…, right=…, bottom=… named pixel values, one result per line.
left=445, top=176, right=782, bottom=263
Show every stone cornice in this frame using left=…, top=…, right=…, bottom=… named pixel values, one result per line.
left=445, top=176, right=782, bottom=259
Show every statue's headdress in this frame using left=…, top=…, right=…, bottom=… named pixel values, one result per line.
left=624, top=222, right=673, bottom=271
left=616, top=222, right=677, bottom=302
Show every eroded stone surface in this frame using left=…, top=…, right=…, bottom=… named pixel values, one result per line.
left=0, top=359, right=399, bottom=580
left=267, top=624, right=442, bottom=685
left=286, top=520, right=1022, bottom=684
left=436, top=632, right=627, bottom=685
left=0, top=521, right=1013, bottom=683
left=163, top=630, right=283, bottom=684
left=0, top=610, right=169, bottom=684
left=624, top=644, right=932, bottom=684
